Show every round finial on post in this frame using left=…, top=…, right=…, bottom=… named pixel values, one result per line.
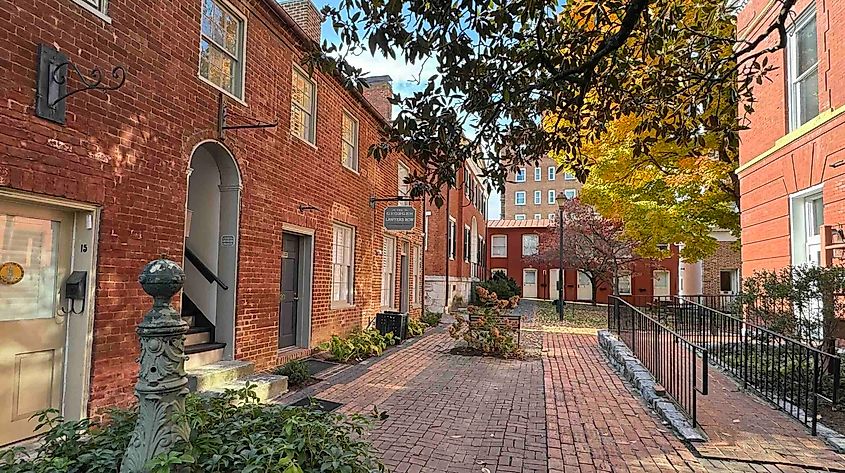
left=138, top=258, right=184, bottom=307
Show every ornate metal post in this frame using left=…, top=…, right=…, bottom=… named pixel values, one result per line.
left=121, top=258, right=190, bottom=473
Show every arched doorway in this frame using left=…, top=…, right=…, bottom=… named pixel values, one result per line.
left=183, top=141, right=240, bottom=363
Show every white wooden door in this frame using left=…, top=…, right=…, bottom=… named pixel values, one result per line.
left=577, top=271, right=592, bottom=300
left=0, top=202, right=72, bottom=445
left=653, top=270, right=671, bottom=297
left=522, top=269, right=537, bottom=298
left=549, top=268, right=561, bottom=301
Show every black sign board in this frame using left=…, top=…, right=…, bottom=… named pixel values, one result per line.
left=384, top=206, right=416, bottom=231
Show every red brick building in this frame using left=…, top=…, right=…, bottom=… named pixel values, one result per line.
left=424, top=159, right=489, bottom=311
left=737, top=0, right=845, bottom=276
left=680, top=229, right=742, bottom=296
left=486, top=220, right=679, bottom=304
left=0, top=0, right=423, bottom=445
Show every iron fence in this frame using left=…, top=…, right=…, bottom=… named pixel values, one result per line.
left=674, top=296, right=840, bottom=435
left=623, top=295, right=674, bottom=322
left=607, top=296, right=709, bottom=427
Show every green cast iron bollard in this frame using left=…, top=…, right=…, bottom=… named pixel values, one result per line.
left=121, top=258, right=190, bottom=472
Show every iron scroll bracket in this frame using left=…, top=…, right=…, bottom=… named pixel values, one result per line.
left=35, top=44, right=127, bottom=125
left=217, top=93, right=278, bottom=140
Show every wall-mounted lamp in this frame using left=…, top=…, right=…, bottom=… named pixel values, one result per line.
left=298, top=204, right=320, bottom=213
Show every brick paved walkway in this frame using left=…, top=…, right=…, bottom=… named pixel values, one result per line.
left=278, top=327, right=833, bottom=472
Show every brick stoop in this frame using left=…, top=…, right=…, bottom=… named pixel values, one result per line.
left=187, top=360, right=288, bottom=403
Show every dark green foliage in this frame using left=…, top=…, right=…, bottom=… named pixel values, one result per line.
left=478, top=272, right=521, bottom=301
left=421, top=311, right=442, bottom=327
left=0, top=387, right=384, bottom=473
left=322, top=329, right=396, bottom=363
left=274, top=359, right=311, bottom=387
left=406, top=318, right=426, bottom=337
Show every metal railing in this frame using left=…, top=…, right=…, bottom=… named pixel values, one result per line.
left=674, top=296, right=840, bottom=435
left=608, top=296, right=709, bottom=427
left=622, top=295, right=674, bottom=322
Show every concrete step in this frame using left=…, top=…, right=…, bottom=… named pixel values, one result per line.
left=187, top=359, right=255, bottom=392
left=182, top=315, right=195, bottom=327
left=186, top=326, right=213, bottom=346
left=205, top=373, right=288, bottom=403
left=185, top=342, right=225, bottom=370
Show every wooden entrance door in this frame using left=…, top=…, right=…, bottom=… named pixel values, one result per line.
left=279, top=233, right=300, bottom=348
left=522, top=269, right=538, bottom=298
left=0, top=201, right=72, bottom=445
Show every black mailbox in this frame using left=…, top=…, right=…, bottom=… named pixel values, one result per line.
left=65, top=271, right=87, bottom=300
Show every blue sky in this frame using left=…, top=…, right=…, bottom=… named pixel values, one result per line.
left=316, top=2, right=503, bottom=219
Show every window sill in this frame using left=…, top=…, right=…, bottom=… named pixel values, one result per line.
left=293, top=133, right=318, bottom=150
left=331, top=302, right=355, bottom=310
left=341, top=163, right=360, bottom=175
left=71, top=0, right=112, bottom=23
left=491, top=255, right=507, bottom=258
left=197, top=74, right=246, bottom=106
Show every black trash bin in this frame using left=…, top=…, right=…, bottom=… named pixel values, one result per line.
left=376, top=311, right=408, bottom=341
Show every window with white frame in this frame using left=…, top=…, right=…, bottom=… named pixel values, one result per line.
left=424, top=211, right=431, bottom=250
left=534, top=167, right=542, bottom=181
left=448, top=218, right=457, bottom=260
left=564, top=172, right=576, bottom=180
left=548, top=190, right=556, bottom=204
left=412, top=245, right=422, bottom=306
left=534, top=213, right=542, bottom=220
left=515, top=168, right=526, bottom=182
left=463, top=226, right=471, bottom=262
left=514, top=191, right=526, bottom=206
left=291, top=67, right=317, bottom=144
left=791, top=189, right=824, bottom=266
left=616, top=271, right=632, bottom=295
left=787, top=5, right=819, bottom=130
left=332, top=224, right=355, bottom=305
left=381, top=235, right=396, bottom=307
left=341, top=112, right=359, bottom=171
left=491, top=235, right=507, bottom=257
left=514, top=214, right=526, bottom=220
left=199, top=0, right=246, bottom=99
left=534, top=190, right=542, bottom=205
left=74, top=0, right=108, bottom=17
left=548, top=166, right=556, bottom=181
left=564, top=189, right=576, bottom=199
left=548, top=213, right=556, bottom=221
left=398, top=162, right=411, bottom=206
left=522, top=234, right=539, bottom=256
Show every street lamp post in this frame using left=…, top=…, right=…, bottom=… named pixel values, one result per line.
left=555, top=192, right=566, bottom=321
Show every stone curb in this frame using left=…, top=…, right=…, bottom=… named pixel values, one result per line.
left=597, top=330, right=707, bottom=443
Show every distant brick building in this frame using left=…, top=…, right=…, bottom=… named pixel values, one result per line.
left=680, top=229, right=742, bottom=296
left=737, top=0, right=845, bottom=276
left=0, top=0, right=422, bottom=444
left=424, top=160, right=489, bottom=311
left=500, top=155, right=582, bottom=221
left=486, top=220, right=679, bottom=304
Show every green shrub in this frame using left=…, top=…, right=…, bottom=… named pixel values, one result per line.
left=322, top=329, right=396, bottom=363
left=477, top=272, right=521, bottom=301
left=449, top=287, right=521, bottom=358
left=0, top=387, right=383, bottom=473
left=273, top=359, right=311, bottom=387
left=421, top=311, right=442, bottom=327
left=406, top=318, right=426, bottom=337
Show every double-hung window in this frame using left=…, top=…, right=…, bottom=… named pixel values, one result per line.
left=522, top=234, right=539, bottom=256
left=200, top=0, right=246, bottom=99
left=787, top=5, right=819, bottom=130
left=463, top=226, right=471, bottom=262
left=534, top=167, right=542, bottom=181
left=564, top=189, right=577, bottom=199
left=491, top=235, right=507, bottom=257
left=548, top=166, right=556, bottom=181
left=448, top=218, right=457, bottom=260
left=332, top=224, right=355, bottom=305
left=791, top=189, right=824, bottom=266
left=341, top=112, right=359, bottom=171
left=564, top=172, right=576, bottom=181
left=381, top=236, right=396, bottom=307
left=73, top=0, right=108, bottom=18
left=398, top=162, right=411, bottom=205
left=515, top=191, right=526, bottom=206
left=534, top=190, right=542, bottom=205
left=515, top=168, right=526, bottom=182
left=548, top=190, right=556, bottom=204
left=514, top=214, right=526, bottom=220
left=291, top=68, right=317, bottom=144
left=616, top=271, right=632, bottom=295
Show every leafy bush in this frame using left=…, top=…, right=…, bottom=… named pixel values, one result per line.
left=0, top=387, right=383, bottom=473
left=477, top=272, right=521, bottom=301
left=406, top=318, right=426, bottom=337
left=323, top=329, right=396, bottom=363
left=274, top=359, right=311, bottom=387
left=449, top=287, right=521, bottom=358
left=421, top=311, right=442, bottom=327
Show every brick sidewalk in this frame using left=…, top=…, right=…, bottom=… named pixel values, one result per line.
left=278, top=329, right=829, bottom=472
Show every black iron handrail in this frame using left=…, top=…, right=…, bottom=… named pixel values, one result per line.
left=674, top=296, right=840, bottom=436
left=185, top=247, right=229, bottom=290
left=607, top=296, right=709, bottom=427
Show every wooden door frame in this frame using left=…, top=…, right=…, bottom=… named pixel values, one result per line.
left=281, top=224, right=314, bottom=349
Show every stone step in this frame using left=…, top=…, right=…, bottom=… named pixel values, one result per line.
left=184, top=342, right=225, bottom=371
left=187, top=359, right=255, bottom=392
left=186, top=326, right=212, bottom=346
left=205, top=373, right=289, bottom=403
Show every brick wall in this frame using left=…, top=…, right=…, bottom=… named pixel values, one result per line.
left=738, top=0, right=845, bottom=276
left=701, top=241, right=742, bottom=295
left=0, top=0, right=421, bottom=416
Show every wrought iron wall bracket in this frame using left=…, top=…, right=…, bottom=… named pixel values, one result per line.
left=217, top=93, right=278, bottom=140
left=35, top=44, right=127, bottom=125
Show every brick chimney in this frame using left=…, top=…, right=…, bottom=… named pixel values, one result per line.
left=362, top=75, right=393, bottom=121
left=280, top=0, right=322, bottom=44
